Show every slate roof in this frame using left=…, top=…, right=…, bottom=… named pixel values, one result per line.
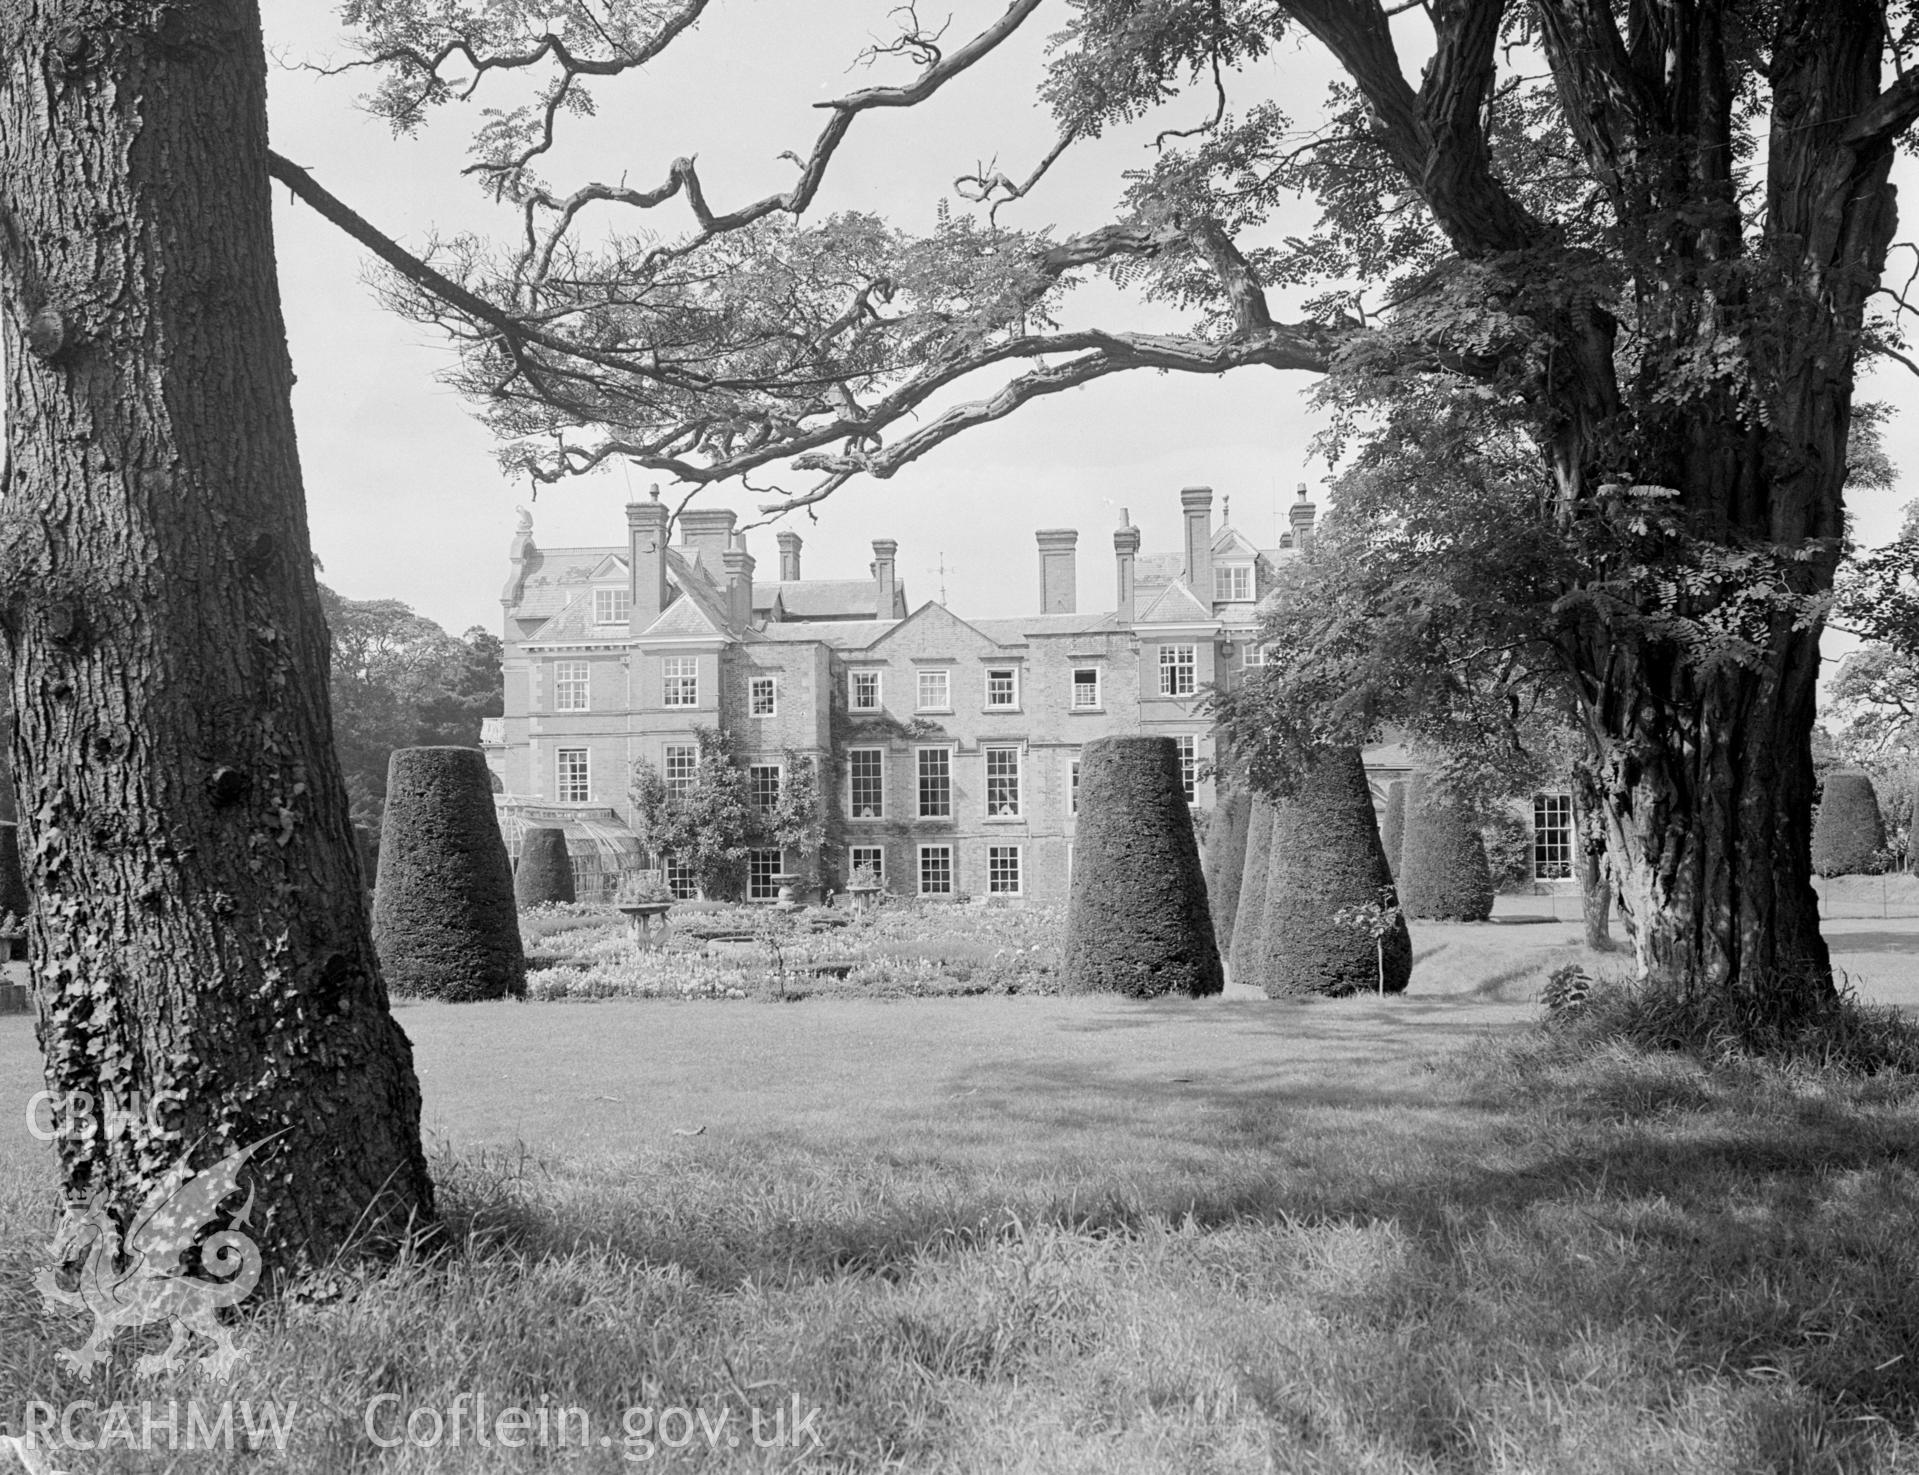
left=1135, top=579, right=1214, bottom=625
left=753, top=619, right=901, bottom=648
left=755, top=578, right=907, bottom=620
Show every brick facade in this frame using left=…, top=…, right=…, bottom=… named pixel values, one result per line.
left=487, top=485, right=1316, bottom=903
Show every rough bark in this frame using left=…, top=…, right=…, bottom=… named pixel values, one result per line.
left=1573, top=767, right=1611, bottom=949
left=0, top=0, right=435, bottom=1278
left=1583, top=647, right=1832, bottom=1003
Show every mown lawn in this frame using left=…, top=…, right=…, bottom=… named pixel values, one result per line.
left=1, top=918, right=1917, bottom=1470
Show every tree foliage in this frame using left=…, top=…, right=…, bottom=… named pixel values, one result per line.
left=320, top=583, right=503, bottom=831
left=628, top=726, right=755, bottom=898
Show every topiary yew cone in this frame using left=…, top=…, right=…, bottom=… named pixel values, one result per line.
left=514, top=825, right=576, bottom=906
left=1812, top=771, right=1886, bottom=877
left=1063, top=736, right=1223, bottom=998
left=1258, top=746, right=1412, bottom=997
left=1228, top=797, right=1276, bottom=985
left=374, top=747, right=525, bottom=1001
left=1202, top=789, right=1252, bottom=953
left=1397, top=773, right=1496, bottom=921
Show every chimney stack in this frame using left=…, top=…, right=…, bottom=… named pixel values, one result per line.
left=871, top=539, right=898, bottom=618
left=625, top=488, right=671, bottom=634
left=1181, top=486, right=1214, bottom=600
left=1290, top=483, right=1318, bottom=557
left=680, top=507, right=737, bottom=566
left=776, top=529, right=802, bottom=581
left=722, top=534, right=755, bottom=633
left=1114, top=511, right=1141, bottom=626
left=1035, top=529, right=1078, bottom=614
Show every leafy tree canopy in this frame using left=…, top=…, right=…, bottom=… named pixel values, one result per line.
left=320, top=583, right=504, bottom=829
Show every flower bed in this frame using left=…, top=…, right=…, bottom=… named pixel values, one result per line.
left=516, top=899, right=1063, bottom=1001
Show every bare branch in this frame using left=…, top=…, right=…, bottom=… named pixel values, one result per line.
left=516, top=0, right=1045, bottom=283
left=1155, top=0, right=1230, bottom=151
left=856, top=4, right=953, bottom=71
left=955, top=128, right=1080, bottom=227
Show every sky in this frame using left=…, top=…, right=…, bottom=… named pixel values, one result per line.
left=260, top=3, right=1918, bottom=650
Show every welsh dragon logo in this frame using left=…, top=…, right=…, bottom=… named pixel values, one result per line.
left=34, top=1136, right=278, bottom=1382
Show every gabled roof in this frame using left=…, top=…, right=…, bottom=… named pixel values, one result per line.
left=635, top=547, right=736, bottom=638
left=640, top=591, right=729, bottom=639
left=864, top=601, right=1001, bottom=654
left=1135, top=578, right=1214, bottom=625
left=519, top=592, right=603, bottom=643
left=1211, top=525, right=1262, bottom=559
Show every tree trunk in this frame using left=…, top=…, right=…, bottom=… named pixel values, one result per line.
left=0, top=1, right=435, bottom=1278
left=1572, top=767, right=1611, bottom=949
left=1582, top=622, right=1832, bottom=1011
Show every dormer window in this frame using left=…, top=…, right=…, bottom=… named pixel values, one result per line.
left=595, top=587, right=632, bottom=625
left=1214, top=565, right=1253, bottom=602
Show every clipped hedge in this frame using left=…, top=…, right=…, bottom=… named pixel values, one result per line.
left=1228, top=797, right=1276, bottom=985
left=1812, top=771, right=1887, bottom=877
left=1380, top=779, right=1407, bottom=876
left=1202, top=789, right=1253, bottom=953
left=1062, top=736, right=1223, bottom=998
left=1396, top=773, right=1496, bottom=921
left=514, top=826, right=577, bottom=906
left=373, top=746, right=525, bottom=1001
left=1257, top=746, right=1411, bottom=997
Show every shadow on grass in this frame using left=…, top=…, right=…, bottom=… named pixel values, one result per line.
left=423, top=1024, right=1919, bottom=1451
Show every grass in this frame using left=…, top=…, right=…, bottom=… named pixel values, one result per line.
left=2, top=917, right=1919, bottom=1469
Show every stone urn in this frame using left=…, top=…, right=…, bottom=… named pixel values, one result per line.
left=616, top=899, right=674, bottom=950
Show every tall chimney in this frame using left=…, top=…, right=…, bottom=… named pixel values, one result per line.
left=722, top=534, right=755, bottom=633
left=1290, top=483, right=1318, bottom=557
left=1114, top=512, right=1141, bottom=626
left=625, top=488, right=670, bottom=633
left=871, top=539, right=898, bottom=618
left=776, top=529, right=802, bottom=581
left=1035, top=529, right=1078, bottom=614
left=1181, top=486, right=1214, bottom=600
left=680, top=507, right=737, bottom=565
